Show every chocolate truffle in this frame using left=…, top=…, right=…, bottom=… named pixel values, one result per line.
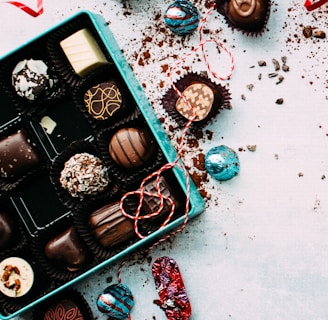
left=0, top=257, right=34, bottom=297
left=43, top=299, right=85, bottom=320
left=228, top=0, right=268, bottom=31
left=44, top=226, right=89, bottom=272
left=60, top=28, right=108, bottom=77
left=89, top=201, right=135, bottom=248
left=164, top=0, right=200, bottom=36
left=0, top=129, right=41, bottom=180
left=175, top=82, right=215, bottom=121
left=109, top=127, right=156, bottom=169
left=84, top=81, right=123, bottom=120
left=59, top=152, right=109, bottom=199
left=11, top=59, right=57, bottom=101
left=0, top=212, right=13, bottom=249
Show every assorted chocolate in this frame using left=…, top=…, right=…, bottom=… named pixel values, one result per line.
left=11, top=59, right=59, bottom=101
left=84, top=81, right=123, bottom=121
left=0, top=257, right=34, bottom=298
left=109, top=127, right=156, bottom=169
left=0, top=129, right=41, bottom=180
left=32, top=289, right=94, bottom=320
left=59, top=28, right=109, bottom=77
left=162, top=72, right=231, bottom=127
left=44, top=226, right=90, bottom=272
left=59, top=152, right=110, bottom=199
left=216, top=0, right=271, bottom=35
left=89, top=201, right=135, bottom=248
left=0, top=14, right=189, bottom=317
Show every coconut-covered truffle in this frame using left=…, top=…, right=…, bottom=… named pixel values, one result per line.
left=59, top=152, right=109, bottom=199
left=11, top=59, right=58, bottom=101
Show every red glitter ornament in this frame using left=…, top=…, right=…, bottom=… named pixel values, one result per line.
left=152, top=256, right=191, bottom=320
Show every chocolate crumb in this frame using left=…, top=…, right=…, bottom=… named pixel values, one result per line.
left=247, top=84, right=254, bottom=91
left=282, top=64, right=290, bottom=72
left=313, top=30, right=326, bottom=39
left=276, top=75, right=284, bottom=84
left=247, top=145, right=257, bottom=152
left=302, top=25, right=312, bottom=38
left=272, top=58, right=280, bottom=71
left=275, top=98, right=284, bottom=104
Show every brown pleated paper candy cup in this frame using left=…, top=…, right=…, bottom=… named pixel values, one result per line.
left=47, top=17, right=113, bottom=88
left=0, top=119, right=48, bottom=193
left=0, top=199, right=28, bottom=260
left=32, top=289, right=94, bottom=320
left=0, top=46, right=66, bottom=118
left=96, top=119, right=166, bottom=193
left=215, top=0, right=272, bottom=36
left=49, top=139, right=118, bottom=211
left=73, top=196, right=138, bottom=261
left=0, top=253, right=55, bottom=315
left=30, top=221, right=96, bottom=283
left=161, top=72, right=231, bottom=128
left=72, top=64, right=140, bottom=131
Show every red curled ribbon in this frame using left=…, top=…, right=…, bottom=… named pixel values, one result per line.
left=3, top=0, right=43, bottom=17
left=304, top=0, right=328, bottom=10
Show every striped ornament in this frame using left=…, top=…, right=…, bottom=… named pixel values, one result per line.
left=96, top=283, right=134, bottom=319
left=164, top=0, right=200, bottom=36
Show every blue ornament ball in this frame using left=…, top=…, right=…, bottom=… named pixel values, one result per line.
left=97, top=283, right=134, bottom=319
left=164, top=0, right=200, bottom=36
left=205, top=145, right=240, bottom=181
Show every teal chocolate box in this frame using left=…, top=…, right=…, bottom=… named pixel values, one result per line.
left=0, top=11, right=205, bottom=319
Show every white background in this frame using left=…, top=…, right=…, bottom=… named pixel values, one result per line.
left=0, top=0, right=327, bottom=319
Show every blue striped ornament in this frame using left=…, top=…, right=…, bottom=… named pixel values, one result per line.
left=96, top=283, right=134, bottom=319
left=164, top=0, right=200, bottom=36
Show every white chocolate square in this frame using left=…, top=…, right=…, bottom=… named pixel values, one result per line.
left=60, top=28, right=108, bottom=77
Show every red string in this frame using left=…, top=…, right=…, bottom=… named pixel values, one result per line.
left=2, top=0, right=43, bottom=17
left=117, top=2, right=234, bottom=317
left=304, top=0, right=328, bottom=10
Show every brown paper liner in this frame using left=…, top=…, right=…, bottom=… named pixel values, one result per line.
left=0, top=252, right=55, bottom=315
left=30, top=219, right=97, bottom=283
left=72, top=64, right=140, bottom=132
left=73, top=195, right=138, bottom=261
left=215, top=0, right=272, bottom=36
left=0, top=43, right=66, bottom=118
left=161, top=72, right=231, bottom=128
left=0, top=118, right=49, bottom=193
left=49, top=139, right=119, bottom=211
left=96, top=118, right=166, bottom=193
left=47, top=16, right=113, bottom=88
left=0, top=198, right=28, bottom=260
left=32, top=288, right=94, bottom=320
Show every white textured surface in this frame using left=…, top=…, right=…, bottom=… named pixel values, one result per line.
left=0, top=0, right=327, bottom=319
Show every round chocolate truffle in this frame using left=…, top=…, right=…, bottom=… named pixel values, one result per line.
left=0, top=257, right=34, bottom=298
left=59, top=152, right=109, bottom=199
left=176, top=82, right=214, bottom=121
left=0, top=212, right=13, bottom=249
left=84, top=81, right=123, bottom=120
left=164, top=0, right=200, bottom=36
left=97, top=283, right=134, bottom=319
left=228, top=0, right=268, bottom=31
left=11, top=59, right=57, bottom=101
left=109, top=127, right=156, bottom=169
